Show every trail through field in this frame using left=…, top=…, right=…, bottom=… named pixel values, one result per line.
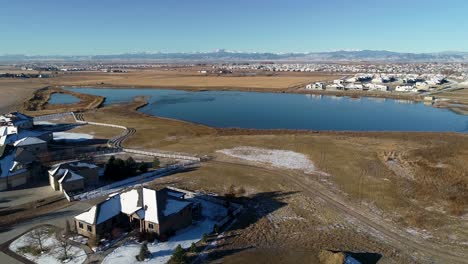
left=210, top=159, right=468, bottom=264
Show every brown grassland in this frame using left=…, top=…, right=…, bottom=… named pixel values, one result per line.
left=2, top=68, right=468, bottom=263
left=73, top=99, right=468, bottom=263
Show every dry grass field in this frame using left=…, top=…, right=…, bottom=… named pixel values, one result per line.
left=0, top=67, right=340, bottom=113
left=2, top=68, right=468, bottom=262
left=47, top=69, right=340, bottom=91
left=0, top=79, right=48, bottom=113
left=438, top=87, right=468, bottom=104
left=74, top=100, right=468, bottom=263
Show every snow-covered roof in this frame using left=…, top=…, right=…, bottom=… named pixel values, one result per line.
left=74, top=187, right=192, bottom=226
left=58, top=170, right=84, bottom=183
left=14, top=137, right=46, bottom=147
left=75, top=195, right=122, bottom=225
left=120, top=189, right=142, bottom=215
left=75, top=206, right=97, bottom=225
left=143, top=188, right=159, bottom=224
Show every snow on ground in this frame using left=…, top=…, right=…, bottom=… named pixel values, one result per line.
left=217, top=146, right=321, bottom=174
left=53, top=132, right=93, bottom=142
left=9, top=228, right=87, bottom=264
left=102, top=219, right=215, bottom=264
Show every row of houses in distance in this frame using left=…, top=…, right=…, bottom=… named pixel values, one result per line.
left=305, top=73, right=448, bottom=93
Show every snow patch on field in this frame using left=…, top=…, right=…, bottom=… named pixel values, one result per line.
left=217, top=146, right=321, bottom=174
left=102, top=219, right=214, bottom=264
left=53, top=132, right=93, bottom=142
left=9, top=228, right=86, bottom=264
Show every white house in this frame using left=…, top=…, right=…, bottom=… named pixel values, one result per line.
left=395, top=85, right=416, bottom=92
left=305, top=82, right=325, bottom=90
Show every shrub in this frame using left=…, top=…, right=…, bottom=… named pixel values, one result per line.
left=189, top=242, right=198, bottom=253
left=135, top=242, right=151, bottom=261
left=201, top=233, right=207, bottom=243
left=168, top=244, right=186, bottom=264
left=152, top=158, right=160, bottom=169
left=138, top=163, right=149, bottom=173
left=18, top=245, right=42, bottom=256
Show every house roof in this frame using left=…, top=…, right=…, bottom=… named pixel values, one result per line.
left=120, top=188, right=142, bottom=215
left=74, top=187, right=192, bottom=225
left=13, top=137, right=46, bottom=147
left=58, top=170, right=84, bottom=183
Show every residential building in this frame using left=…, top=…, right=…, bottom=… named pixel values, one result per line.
left=74, top=187, right=195, bottom=240
left=305, top=82, right=325, bottom=90
left=49, top=161, right=99, bottom=193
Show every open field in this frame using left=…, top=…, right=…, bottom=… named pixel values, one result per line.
left=438, top=87, right=468, bottom=104
left=2, top=69, right=468, bottom=263
left=68, top=100, right=468, bottom=263
left=0, top=79, right=48, bottom=113
left=51, top=70, right=340, bottom=91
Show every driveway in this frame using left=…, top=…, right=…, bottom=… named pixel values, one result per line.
left=0, top=201, right=91, bottom=263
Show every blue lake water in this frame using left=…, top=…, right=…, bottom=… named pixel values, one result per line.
left=66, top=87, right=468, bottom=132
left=49, top=93, right=80, bottom=104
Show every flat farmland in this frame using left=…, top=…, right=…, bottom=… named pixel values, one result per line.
left=47, top=69, right=341, bottom=90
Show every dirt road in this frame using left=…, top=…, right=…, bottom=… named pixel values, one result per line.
left=211, top=159, right=468, bottom=264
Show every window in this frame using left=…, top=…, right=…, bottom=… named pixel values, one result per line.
left=79, top=222, right=84, bottom=229
left=87, top=225, right=92, bottom=232
left=148, top=223, right=154, bottom=229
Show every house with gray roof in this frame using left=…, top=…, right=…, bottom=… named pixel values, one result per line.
left=74, top=187, right=194, bottom=240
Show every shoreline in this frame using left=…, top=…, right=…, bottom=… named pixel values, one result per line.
left=64, top=84, right=468, bottom=117
left=61, top=84, right=425, bottom=102
left=98, top=96, right=468, bottom=135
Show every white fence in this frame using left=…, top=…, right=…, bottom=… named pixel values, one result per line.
left=123, top=148, right=201, bottom=162
left=33, top=112, right=74, bottom=121
left=72, top=161, right=199, bottom=201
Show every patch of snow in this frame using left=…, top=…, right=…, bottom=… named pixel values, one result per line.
left=217, top=146, right=323, bottom=174
left=102, top=219, right=215, bottom=264
left=9, top=228, right=86, bottom=264
left=53, top=132, right=93, bottom=142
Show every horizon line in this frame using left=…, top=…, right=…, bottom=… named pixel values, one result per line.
left=1, top=49, right=468, bottom=57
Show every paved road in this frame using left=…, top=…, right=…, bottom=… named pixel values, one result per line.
left=211, top=160, right=468, bottom=264
left=0, top=185, right=57, bottom=208
left=0, top=202, right=90, bottom=264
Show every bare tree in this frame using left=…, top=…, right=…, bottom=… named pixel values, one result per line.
left=56, top=229, right=71, bottom=260
left=28, top=227, right=49, bottom=252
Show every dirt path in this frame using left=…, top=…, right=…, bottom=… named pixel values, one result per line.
left=211, top=159, right=468, bottom=264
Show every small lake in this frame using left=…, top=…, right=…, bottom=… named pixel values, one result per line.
left=49, top=93, right=80, bottom=104
left=66, top=87, right=468, bottom=132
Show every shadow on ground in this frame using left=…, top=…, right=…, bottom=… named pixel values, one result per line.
left=200, top=191, right=297, bottom=262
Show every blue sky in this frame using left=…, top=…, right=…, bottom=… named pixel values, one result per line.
left=1, top=0, right=467, bottom=55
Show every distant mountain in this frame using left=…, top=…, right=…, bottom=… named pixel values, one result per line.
left=1, top=50, right=468, bottom=63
